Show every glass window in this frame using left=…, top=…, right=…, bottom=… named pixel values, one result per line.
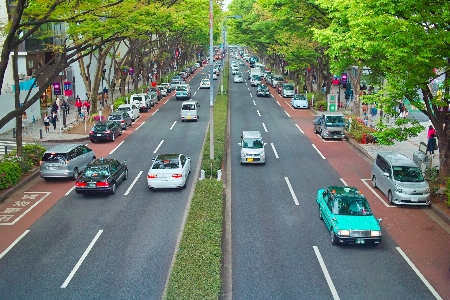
left=242, top=138, right=263, bottom=149
left=392, top=166, right=424, bottom=182
left=84, top=166, right=110, bottom=178
left=152, top=157, right=180, bottom=169
left=325, top=116, right=345, bottom=126
left=332, top=198, right=372, bottom=216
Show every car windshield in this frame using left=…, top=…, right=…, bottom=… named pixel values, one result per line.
left=274, top=76, right=284, bottom=81
left=108, top=115, right=122, bottom=120
left=332, top=198, right=373, bottom=216
left=152, top=158, right=180, bottom=169
left=284, top=85, right=294, bottom=90
left=84, top=166, right=110, bottom=178
left=294, top=95, right=307, bottom=100
left=177, top=86, right=188, bottom=91
left=325, top=116, right=345, bottom=126
left=242, top=138, right=263, bottom=149
left=171, top=80, right=180, bottom=84
left=392, top=166, right=425, bottom=182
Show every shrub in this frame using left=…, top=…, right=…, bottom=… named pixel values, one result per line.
left=314, top=100, right=327, bottom=111
left=3, top=144, right=47, bottom=173
left=0, top=160, right=22, bottom=189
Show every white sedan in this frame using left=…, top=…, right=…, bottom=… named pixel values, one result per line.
left=117, top=104, right=140, bottom=121
left=200, top=79, right=211, bottom=89
left=147, top=154, right=191, bottom=189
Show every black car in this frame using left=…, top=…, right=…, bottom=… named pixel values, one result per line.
left=256, top=84, right=270, bottom=97
left=89, top=121, right=122, bottom=143
left=75, top=158, right=128, bottom=195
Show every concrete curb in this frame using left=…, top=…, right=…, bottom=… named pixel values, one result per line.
left=0, top=168, right=40, bottom=203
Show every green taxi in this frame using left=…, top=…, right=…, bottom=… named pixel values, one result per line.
left=316, top=186, right=382, bottom=246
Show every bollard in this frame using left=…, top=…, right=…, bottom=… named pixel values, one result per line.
left=12, top=128, right=15, bottom=138
left=217, top=169, right=222, bottom=181
left=63, top=110, right=67, bottom=127
left=40, top=129, right=43, bottom=139
left=199, top=170, right=205, bottom=180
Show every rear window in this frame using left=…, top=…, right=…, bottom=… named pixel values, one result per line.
left=83, top=166, right=110, bottom=178
left=182, top=104, right=196, bottom=110
left=132, top=96, right=143, bottom=102
left=117, top=107, right=130, bottom=112
left=177, top=86, right=188, bottom=91
left=108, top=115, right=121, bottom=120
left=42, top=153, right=68, bottom=162
left=152, top=158, right=180, bottom=169
left=93, top=124, right=107, bottom=131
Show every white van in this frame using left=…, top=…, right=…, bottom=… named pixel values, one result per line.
left=238, top=131, right=266, bottom=164
left=180, top=101, right=199, bottom=122
left=130, top=94, right=150, bottom=112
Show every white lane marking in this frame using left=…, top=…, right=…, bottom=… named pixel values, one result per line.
left=248, top=87, right=250, bottom=90
left=250, top=93, right=253, bottom=98
left=109, top=141, right=124, bottom=155
left=135, top=122, right=145, bottom=130
left=340, top=178, right=348, bottom=186
left=170, top=121, right=177, bottom=130
left=285, top=111, right=291, bottom=117
left=396, top=247, right=443, bottom=300
left=152, top=109, right=159, bottom=115
left=271, top=143, right=279, bottom=158
left=65, top=186, right=75, bottom=196
left=257, top=110, right=261, bottom=116
left=61, top=230, right=103, bottom=288
left=285, top=101, right=294, bottom=110
left=295, top=124, right=304, bottom=133
left=193, top=92, right=197, bottom=96
left=361, top=179, right=394, bottom=208
left=253, top=100, right=256, bottom=106
left=262, top=123, right=268, bottom=132
left=154, top=140, right=164, bottom=153
left=0, top=230, right=30, bottom=260
left=284, top=177, right=299, bottom=205
left=276, top=101, right=281, bottom=106
left=313, top=246, right=340, bottom=300
left=312, top=144, right=326, bottom=159
left=124, top=171, right=143, bottom=196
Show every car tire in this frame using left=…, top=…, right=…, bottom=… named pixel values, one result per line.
left=320, top=131, right=325, bottom=139
left=72, top=168, right=78, bottom=181
left=110, top=182, right=116, bottom=195
left=119, top=128, right=123, bottom=136
left=372, top=176, right=377, bottom=188
left=124, top=169, right=128, bottom=180
left=388, top=191, right=394, bottom=205
left=331, top=230, right=338, bottom=245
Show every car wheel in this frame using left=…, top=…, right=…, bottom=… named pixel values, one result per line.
left=119, top=128, right=122, bottom=136
left=320, top=131, right=325, bottom=139
left=72, top=168, right=78, bottom=181
left=112, top=133, right=115, bottom=141
left=388, top=191, right=394, bottom=205
left=331, top=230, right=338, bottom=245
left=372, top=176, right=377, bottom=188
left=110, top=182, right=116, bottom=195
left=124, top=169, right=128, bottom=180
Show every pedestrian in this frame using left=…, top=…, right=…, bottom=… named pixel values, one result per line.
left=51, top=101, right=58, bottom=114
left=426, top=133, right=437, bottom=156
left=51, top=111, right=58, bottom=130
left=43, top=113, right=50, bottom=132
left=427, top=125, right=436, bottom=138
left=22, top=111, right=28, bottom=131
left=370, top=106, right=378, bottom=120
left=364, top=115, right=369, bottom=126
left=62, top=98, right=70, bottom=114
left=83, top=99, right=91, bottom=115
left=56, top=96, right=61, bottom=111
left=362, top=104, right=368, bottom=117
left=75, top=96, right=82, bottom=114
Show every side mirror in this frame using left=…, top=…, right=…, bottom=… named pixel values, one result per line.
left=197, top=104, right=200, bottom=107
left=382, top=172, right=389, bottom=177
left=151, top=158, right=156, bottom=161
left=238, top=142, right=242, bottom=146
left=377, top=218, right=382, bottom=223
left=264, top=143, right=267, bottom=146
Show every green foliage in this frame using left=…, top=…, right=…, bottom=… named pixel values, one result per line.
left=165, top=179, right=223, bottom=300
left=345, top=115, right=378, bottom=143
left=313, top=100, right=327, bottom=111
left=3, top=143, right=46, bottom=173
left=0, top=161, right=22, bottom=189
left=113, top=97, right=126, bottom=111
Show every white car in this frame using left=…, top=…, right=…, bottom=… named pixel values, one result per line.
left=147, top=154, right=191, bottom=189
left=212, top=73, right=218, bottom=80
left=233, top=75, right=244, bottom=83
left=160, top=82, right=171, bottom=93
left=291, top=94, right=309, bottom=109
left=200, top=79, right=211, bottom=89
left=231, top=66, right=240, bottom=75
left=117, top=104, right=140, bottom=121
left=157, top=85, right=167, bottom=97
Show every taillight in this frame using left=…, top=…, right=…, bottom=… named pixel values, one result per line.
left=39, top=161, right=42, bottom=165
left=147, top=174, right=157, bottom=179
left=172, top=174, right=182, bottom=179
left=121, top=120, right=125, bottom=123
left=96, top=181, right=109, bottom=187
left=105, top=130, right=111, bottom=134
left=75, top=181, right=87, bottom=187
left=89, top=131, right=94, bottom=134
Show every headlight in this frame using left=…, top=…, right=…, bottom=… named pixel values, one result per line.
left=395, top=187, right=403, bottom=193
left=425, top=187, right=430, bottom=194
left=371, top=230, right=382, bottom=237
left=260, top=152, right=265, bottom=157
left=324, top=130, right=330, bottom=134
left=337, top=230, right=350, bottom=236
left=241, top=152, right=246, bottom=158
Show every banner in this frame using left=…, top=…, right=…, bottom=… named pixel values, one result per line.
left=53, top=82, right=61, bottom=95
left=63, top=81, right=73, bottom=97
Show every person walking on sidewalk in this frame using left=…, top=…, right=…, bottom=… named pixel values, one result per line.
left=43, top=113, right=50, bottom=132
left=426, top=133, right=437, bottom=156
left=83, top=99, right=91, bottom=115
left=51, top=111, right=58, bottom=130
left=427, top=125, right=436, bottom=138
left=75, top=96, right=82, bottom=115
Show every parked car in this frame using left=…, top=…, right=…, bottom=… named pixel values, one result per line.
left=276, top=82, right=285, bottom=94
left=117, top=104, right=140, bottom=121
left=130, top=93, right=151, bottom=112
left=291, top=94, right=309, bottom=109
left=40, top=144, right=96, bottom=180
left=233, top=74, right=244, bottom=83
left=160, top=82, right=171, bottom=93
left=313, top=112, right=346, bottom=139
left=89, top=120, right=122, bottom=143
left=147, top=154, right=191, bottom=189
left=316, top=186, right=382, bottom=246
left=75, top=157, right=128, bottom=195
left=271, top=75, right=285, bottom=88
left=265, top=74, right=273, bottom=86
left=147, top=92, right=158, bottom=106
left=108, top=111, right=132, bottom=130
left=175, top=84, right=192, bottom=100
left=148, top=87, right=162, bottom=101
left=256, top=84, right=270, bottom=97
left=281, top=83, right=295, bottom=98
left=157, top=85, right=167, bottom=97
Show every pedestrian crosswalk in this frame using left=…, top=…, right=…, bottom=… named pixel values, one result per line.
left=0, top=140, right=27, bottom=157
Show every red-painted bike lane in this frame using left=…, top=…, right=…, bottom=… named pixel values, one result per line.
left=274, top=93, right=450, bottom=299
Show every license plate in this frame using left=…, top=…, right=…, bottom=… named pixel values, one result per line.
left=247, top=158, right=253, bottom=162
left=97, top=134, right=102, bottom=136
left=355, top=239, right=365, bottom=244
left=88, top=183, right=96, bottom=188
left=411, top=197, right=418, bottom=202
left=48, top=167, right=56, bottom=170
left=187, top=116, right=191, bottom=119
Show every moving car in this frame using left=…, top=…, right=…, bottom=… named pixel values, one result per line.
left=212, top=72, right=218, bottom=80
left=75, top=157, right=128, bottom=195
left=291, top=94, right=309, bottom=109
left=175, top=84, right=191, bottom=100
left=233, top=74, right=244, bottom=83
left=316, top=186, right=382, bottom=246
left=40, top=144, right=96, bottom=180
left=89, top=120, right=122, bottom=143
left=238, top=131, right=266, bottom=164
left=371, top=152, right=430, bottom=205
left=180, top=100, right=200, bottom=122
left=200, top=78, right=211, bottom=89
left=108, top=111, right=132, bottom=130
left=231, top=66, right=240, bottom=75
left=281, top=83, right=295, bottom=98
left=313, top=112, right=346, bottom=139
left=117, top=104, right=140, bottom=121
left=147, top=154, right=191, bottom=189
left=256, top=84, right=270, bottom=97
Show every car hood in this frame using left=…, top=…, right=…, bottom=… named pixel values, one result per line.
left=335, top=215, right=381, bottom=231
left=393, top=180, right=429, bottom=189
left=292, top=99, right=307, bottom=104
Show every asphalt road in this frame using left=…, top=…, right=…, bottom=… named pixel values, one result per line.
left=0, top=68, right=212, bottom=299
left=229, top=62, right=438, bottom=299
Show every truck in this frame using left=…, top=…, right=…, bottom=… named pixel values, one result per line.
left=313, top=112, right=346, bottom=140
left=249, top=68, right=262, bottom=86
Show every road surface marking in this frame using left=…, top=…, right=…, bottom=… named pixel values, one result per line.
left=396, top=247, right=443, bottom=300
left=340, top=178, right=348, bottom=186
left=124, top=171, right=143, bottom=196
left=312, top=144, right=326, bottom=159
left=65, top=186, right=75, bottom=196
left=313, top=246, right=340, bottom=300
left=193, top=92, right=197, bottom=96
left=170, top=121, right=177, bottom=130
left=257, top=110, right=261, bottom=116
left=276, top=101, right=281, bottom=106
left=252, top=99, right=256, bottom=105
left=152, top=109, right=159, bottom=115
left=271, top=143, right=279, bottom=158
left=249, top=93, right=253, bottom=98
left=0, top=230, right=30, bottom=260
left=248, top=87, right=250, bottom=90
left=154, top=140, right=164, bottom=153
left=285, top=100, right=294, bottom=110
left=295, top=124, right=304, bottom=133
left=361, top=179, right=394, bottom=208
left=284, top=177, right=299, bottom=205
left=262, top=123, right=268, bottom=132
left=109, top=141, right=124, bottom=155
left=285, top=111, right=291, bottom=117
left=135, top=122, right=145, bottom=131
left=0, top=192, right=51, bottom=226
left=61, top=230, right=103, bottom=288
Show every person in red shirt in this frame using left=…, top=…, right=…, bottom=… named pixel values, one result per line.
left=75, top=96, right=82, bottom=114
left=82, top=100, right=90, bottom=115
left=427, top=125, right=436, bottom=138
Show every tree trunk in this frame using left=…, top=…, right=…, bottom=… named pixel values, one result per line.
left=12, top=44, right=23, bottom=156
left=347, top=65, right=363, bottom=117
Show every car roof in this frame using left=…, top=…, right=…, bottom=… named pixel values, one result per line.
left=377, top=152, right=417, bottom=167
left=242, top=131, right=262, bottom=138
left=44, top=143, right=82, bottom=153
left=109, top=111, right=126, bottom=116
left=327, top=186, right=366, bottom=200
left=87, top=157, right=117, bottom=167
left=118, top=104, right=132, bottom=107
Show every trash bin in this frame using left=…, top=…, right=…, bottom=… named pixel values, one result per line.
left=413, top=142, right=432, bottom=170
